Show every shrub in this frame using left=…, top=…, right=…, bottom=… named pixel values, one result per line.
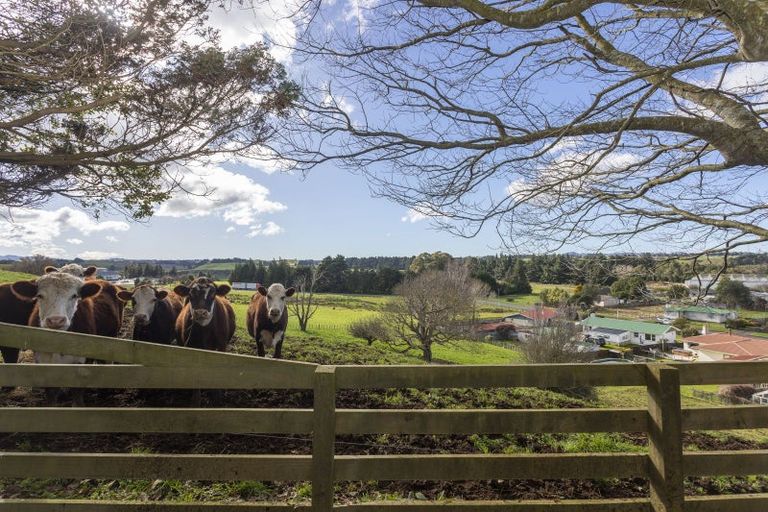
left=348, top=316, right=390, bottom=345
left=718, top=384, right=757, bottom=402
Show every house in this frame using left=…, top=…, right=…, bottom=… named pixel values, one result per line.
left=580, top=315, right=677, bottom=346
left=664, top=305, right=736, bottom=324
left=504, top=307, right=558, bottom=328
left=596, top=295, right=620, bottom=307
left=682, top=332, right=768, bottom=362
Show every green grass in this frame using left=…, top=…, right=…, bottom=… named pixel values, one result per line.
left=501, top=282, right=577, bottom=309
left=0, top=269, right=37, bottom=283
left=190, top=262, right=237, bottom=272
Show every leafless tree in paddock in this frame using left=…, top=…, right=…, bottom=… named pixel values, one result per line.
left=290, top=265, right=325, bottom=332
left=272, top=0, right=768, bottom=265
left=522, top=307, right=589, bottom=364
left=384, top=262, right=487, bottom=362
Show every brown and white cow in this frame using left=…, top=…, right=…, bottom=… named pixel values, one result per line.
left=44, top=264, right=98, bottom=280
left=0, top=282, right=36, bottom=366
left=247, top=283, right=294, bottom=359
left=11, top=272, right=112, bottom=405
left=118, top=285, right=183, bottom=344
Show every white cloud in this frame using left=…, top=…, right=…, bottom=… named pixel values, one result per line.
left=78, top=251, right=118, bottom=260
left=203, top=1, right=298, bottom=64
left=156, top=165, right=286, bottom=231
left=0, top=207, right=129, bottom=257
left=344, top=0, right=376, bottom=31
left=247, top=221, right=284, bottom=237
left=226, top=226, right=236, bottom=233
left=401, top=209, right=428, bottom=223
left=105, top=236, right=119, bottom=243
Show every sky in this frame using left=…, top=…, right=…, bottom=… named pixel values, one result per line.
left=0, top=1, right=508, bottom=261
left=1, top=2, right=767, bottom=261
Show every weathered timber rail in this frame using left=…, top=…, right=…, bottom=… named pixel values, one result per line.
left=1, top=321, right=768, bottom=511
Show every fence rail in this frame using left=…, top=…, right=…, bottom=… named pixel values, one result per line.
left=2, top=322, right=768, bottom=511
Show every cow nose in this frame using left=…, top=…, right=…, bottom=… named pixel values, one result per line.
left=193, top=309, right=209, bottom=318
left=134, top=314, right=148, bottom=324
left=269, top=309, right=280, bottom=317
left=44, top=316, right=67, bottom=329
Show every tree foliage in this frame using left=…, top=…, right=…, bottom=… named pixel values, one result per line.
left=1, top=0, right=298, bottom=218
left=540, top=287, right=570, bottom=307
left=610, top=275, right=649, bottom=301
left=715, top=277, right=753, bottom=308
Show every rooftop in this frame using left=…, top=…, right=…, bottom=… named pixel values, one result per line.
left=665, top=305, right=735, bottom=315
left=507, top=307, right=559, bottom=322
left=581, top=315, right=674, bottom=335
left=683, top=332, right=768, bottom=359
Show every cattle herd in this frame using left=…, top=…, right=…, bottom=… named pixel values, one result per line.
left=0, top=264, right=295, bottom=404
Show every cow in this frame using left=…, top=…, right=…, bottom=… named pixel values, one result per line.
left=174, top=277, right=235, bottom=405
left=44, top=264, right=98, bottom=280
left=0, top=283, right=36, bottom=369
left=246, top=283, right=295, bottom=359
left=11, top=272, right=110, bottom=405
left=118, top=285, right=183, bottom=344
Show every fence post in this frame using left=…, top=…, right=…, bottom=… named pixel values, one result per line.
left=646, top=364, right=684, bottom=512
left=312, top=365, right=336, bottom=511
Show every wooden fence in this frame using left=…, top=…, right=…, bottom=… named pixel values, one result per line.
left=1, top=321, right=768, bottom=511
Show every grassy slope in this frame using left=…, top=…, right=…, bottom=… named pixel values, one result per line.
left=0, top=269, right=37, bottom=283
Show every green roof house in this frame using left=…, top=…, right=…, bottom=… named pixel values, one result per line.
left=664, top=305, right=737, bottom=324
left=581, top=315, right=676, bottom=346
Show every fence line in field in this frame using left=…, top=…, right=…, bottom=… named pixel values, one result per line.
left=2, top=322, right=768, bottom=511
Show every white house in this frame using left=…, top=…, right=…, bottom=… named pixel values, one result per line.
left=581, top=315, right=677, bottom=346
left=664, top=305, right=737, bottom=324
left=231, top=282, right=260, bottom=291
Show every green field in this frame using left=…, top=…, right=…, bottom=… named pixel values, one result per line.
left=0, top=269, right=37, bottom=283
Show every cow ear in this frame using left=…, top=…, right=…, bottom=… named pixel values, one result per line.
left=84, top=266, right=97, bottom=277
left=174, top=285, right=190, bottom=297
left=11, top=280, right=38, bottom=300
left=155, top=290, right=168, bottom=300
left=44, top=266, right=59, bottom=274
left=285, top=287, right=295, bottom=297
left=117, top=290, right=133, bottom=302
left=216, top=284, right=231, bottom=296
left=80, top=282, right=102, bottom=299
left=257, top=286, right=267, bottom=296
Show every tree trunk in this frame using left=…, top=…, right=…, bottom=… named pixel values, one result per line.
left=422, top=344, right=432, bottom=363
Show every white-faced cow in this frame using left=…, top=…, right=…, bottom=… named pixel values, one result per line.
left=246, top=283, right=295, bottom=359
left=44, top=264, right=98, bottom=280
left=11, top=273, right=110, bottom=405
left=118, top=285, right=183, bottom=344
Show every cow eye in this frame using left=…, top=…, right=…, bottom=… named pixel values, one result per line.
left=35, top=294, right=44, bottom=299
left=71, top=294, right=78, bottom=299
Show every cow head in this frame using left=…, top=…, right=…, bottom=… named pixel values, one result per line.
left=257, top=283, right=295, bottom=322
left=44, top=264, right=98, bottom=279
left=12, top=273, right=101, bottom=331
left=117, top=285, right=168, bottom=326
left=174, top=278, right=230, bottom=326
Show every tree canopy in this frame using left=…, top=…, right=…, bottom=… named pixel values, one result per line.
left=279, top=0, right=768, bottom=259
left=1, top=0, right=298, bottom=218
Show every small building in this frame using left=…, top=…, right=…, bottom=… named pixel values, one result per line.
left=474, top=321, right=517, bottom=341
left=664, top=305, right=737, bottom=324
left=95, top=268, right=121, bottom=281
left=596, top=295, right=620, bottom=307
left=231, top=282, right=260, bottom=291
left=682, top=332, right=768, bottom=362
left=580, top=315, right=676, bottom=346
